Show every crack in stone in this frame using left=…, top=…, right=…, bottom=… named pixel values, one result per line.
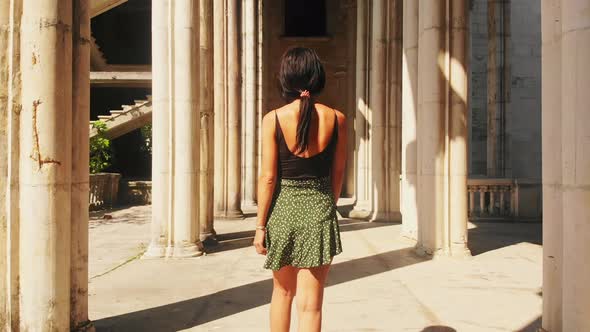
left=38, top=19, right=71, bottom=33
left=29, top=99, right=61, bottom=170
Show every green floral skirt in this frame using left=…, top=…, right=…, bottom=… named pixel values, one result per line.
left=263, top=176, right=343, bottom=271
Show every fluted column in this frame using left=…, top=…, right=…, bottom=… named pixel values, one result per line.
left=0, top=2, right=11, bottom=327
left=170, top=0, right=202, bottom=258
left=560, top=1, right=590, bottom=330
left=448, top=0, right=471, bottom=257
left=241, top=0, right=258, bottom=209
left=70, top=0, right=93, bottom=329
left=146, top=0, right=203, bottom=259
left=416, top=0, right=446, bottom=255
left=145, top=0, right=171, bottom=258
left=351, top=0, right=401, bottom=222
left=541, top=1, right=562, bottom=331
left=199, top=0, right=216, bottom=243
left=1, top=1, right=21, bottom=329
left=401, top=0, right=419, bottom=238
left=19, top=0, right=73, bottom=329
left=214, top=0, right=244, bottom=219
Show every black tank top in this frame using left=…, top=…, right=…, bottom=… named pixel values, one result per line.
left=275, top=110, right=338, bottom=179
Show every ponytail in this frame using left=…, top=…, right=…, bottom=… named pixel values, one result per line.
left=295, top=91, right=313, bottom=154
left=278, top=47, right=326, bottom=154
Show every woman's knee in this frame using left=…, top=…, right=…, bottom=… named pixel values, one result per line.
left=296, top=295, right=323, bottom=313
left=273, top=285, right=296, bottom=299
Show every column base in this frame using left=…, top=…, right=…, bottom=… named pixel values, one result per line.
left=73, top=320, right=96, bottom=332
left=200, top=230, right=218, bottom=245
left=166, top=241, right=204, bottom=258
left=142, top=241, right=167, bottom=259
left=349, top=206, right=402, bottom=222
left=214, top=209, right=245, bottom=220
left=450, top=243, right=472, bottom=258
left=414, top=244, right=472, bottom=259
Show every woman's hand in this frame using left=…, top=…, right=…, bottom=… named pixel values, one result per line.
left=253, top=229, right=267, bottom=255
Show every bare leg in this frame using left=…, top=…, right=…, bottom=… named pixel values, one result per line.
left=296, top=263, right=332, bottom=332
left=270, top=265, right=298, bottom=332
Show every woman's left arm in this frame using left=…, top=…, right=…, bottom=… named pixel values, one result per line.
left=253, top=111, right=279, bottom=255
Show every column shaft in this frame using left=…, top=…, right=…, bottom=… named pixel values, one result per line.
left=226, top=0, right=243, bottom=217
left=416, top=0, right=446, bottom=254
left=146, top=0, right=170, bottom=258
left=70, top=0, right=92, bottom=329
left=213, top=0, right=227, bottom=216
left=541, top=1, right=563, bottom=330
left=352, top=0, right=371, bottom=218
left=368, top=0, right=388, bottom=220
left=401, top=0, right=419, bottom=238
left=5, top=1, right=21, bottom=329
left=448, top=0, right=470, bottom=256
left=0, top=2, right=10, bottom=327
left=199, top=0, right=215, bottom=242
left=561, top=1, right=590, bottom=329
left=214, top=0, right=243, bottom=219
left=19, top=0, right=73, bottom=329
left=170, top=0, right=202, bottom=258
left=351, top=0, right=401, bottom=222
left=242, top=0, right=258, bottom=208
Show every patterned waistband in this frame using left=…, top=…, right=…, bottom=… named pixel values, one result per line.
left=279, top=176, right=331, bottom=188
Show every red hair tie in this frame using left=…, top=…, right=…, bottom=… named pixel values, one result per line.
left=299, top=90, right=310, bottom=98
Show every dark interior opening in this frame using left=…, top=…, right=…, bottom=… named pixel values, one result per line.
left=284, top=0, right=327, bottom=37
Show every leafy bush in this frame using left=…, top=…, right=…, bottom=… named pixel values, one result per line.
left=90, top=121, right=113, bottom=173
left=140, top=123, right=152, bottom=156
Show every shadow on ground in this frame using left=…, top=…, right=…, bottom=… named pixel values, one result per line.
left=93, top=247, right=427, bottom=331
left=468, top=222, right=542, bottom=256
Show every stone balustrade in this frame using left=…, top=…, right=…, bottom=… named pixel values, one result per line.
left=89, top=173, right=121, bottom=211
left=468, top=178, right=519, bottom=220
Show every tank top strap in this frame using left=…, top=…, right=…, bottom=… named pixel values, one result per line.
left=331, top=108, right=339, bottom=142
left=274, top=110, right=281, bottom=141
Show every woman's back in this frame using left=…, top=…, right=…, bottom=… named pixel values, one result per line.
left=274, top=103, right=339, bottom=179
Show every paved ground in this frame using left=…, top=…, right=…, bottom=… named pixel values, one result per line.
left=88, top=205, right=543, bottom=332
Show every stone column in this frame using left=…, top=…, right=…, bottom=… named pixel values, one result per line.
left=242, top=0, right=258, bottom=209
left=169, top=0, right=202, bottom=258
left=0, top=2, right=10, bottom=327
left=199, top=0, right=216, bottom=243
left=70, top=0, right=93, bottom=329
left=351, top=0, right=401, bottom=222
left=541, top=1, right=563, bottom=331
left=415, top=0, right=446, bottom=254
left=352, top=0, right=370, bottom=219
left=145, top=0, right=170, bottom=258
left=560, top=1, right=590, bottom=330
left=2, top=2, right=21, bottom=330
left=146, top=0, right=203, bottom=258
left=401, top=0, right=419, bottom=239
left=448, top=0, right=471, bottom=257
left=214, top=0, right=244, bottom=219
left=19, top=0, right=73, bottom=329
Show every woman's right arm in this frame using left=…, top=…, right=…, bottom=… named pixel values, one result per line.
left=253, top=111, right=279, bottom=255
left=331, top=111, right=347, bottom=204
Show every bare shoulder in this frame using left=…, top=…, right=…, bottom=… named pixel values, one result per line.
left=316, top=103, right=346, bottom=125
left=261, top=110, right=276, bottom=131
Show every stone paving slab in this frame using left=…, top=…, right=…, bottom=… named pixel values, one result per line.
left=88, top=206, right=542, bottom=332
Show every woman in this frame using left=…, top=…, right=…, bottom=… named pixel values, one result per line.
left=253, top=47, right=347, bottom=332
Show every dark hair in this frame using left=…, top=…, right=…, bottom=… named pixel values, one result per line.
left=279, top=47, right=326, bottom=153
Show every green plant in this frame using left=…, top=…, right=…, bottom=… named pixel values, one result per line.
left=90, top=121, right=113, bottom=173
left=140, top=123, right=152, bottom=156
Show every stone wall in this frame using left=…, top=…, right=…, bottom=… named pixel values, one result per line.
left=469, top=0, right=542, bottom=218
left=263, top=0, right=357, bottom=195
